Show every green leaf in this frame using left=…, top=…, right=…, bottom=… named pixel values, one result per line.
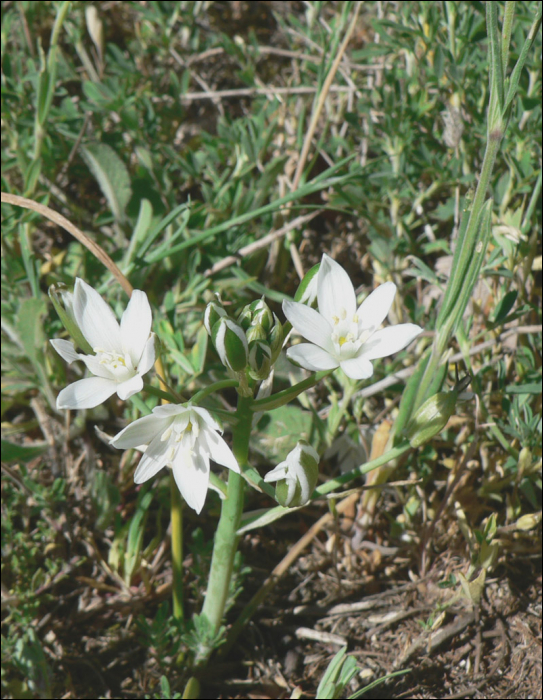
left=490, top=290, right=517, bottom=325
left=81, top=143, right=132, bottom=223
left=1, top=439, right=48, bottom=462
left=16, top=297, right=47, bottom=367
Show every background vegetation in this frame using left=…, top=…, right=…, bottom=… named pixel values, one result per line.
left=1, top=1, right=541, bottom=698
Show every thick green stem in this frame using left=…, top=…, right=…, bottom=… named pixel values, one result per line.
left=198, top=395, right=252, bottom=661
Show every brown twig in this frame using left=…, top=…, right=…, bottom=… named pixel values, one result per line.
left=1, top=192, right=133, bottom=296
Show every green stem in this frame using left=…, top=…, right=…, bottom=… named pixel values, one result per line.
left=190, top=379, right=239, bottom=404
left=170, top=471, right=184, bottom=621
left=197, top=395, right=252, bottom=663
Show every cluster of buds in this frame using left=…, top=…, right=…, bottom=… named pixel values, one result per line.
left=204, top=296, right=283, bottom=385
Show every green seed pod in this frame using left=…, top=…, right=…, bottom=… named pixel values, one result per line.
left=405, top=391, right=457, bottom=448
left=211, top=317, right=248, bottom=372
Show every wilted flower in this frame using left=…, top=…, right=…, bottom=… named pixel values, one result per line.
left=50, top=278, right=155, bottom=409
left=283, top=254, right=423, bottom=380
left=110, top=404, right=239, bottom=514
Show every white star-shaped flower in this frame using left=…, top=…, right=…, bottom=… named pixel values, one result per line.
left=283, top=254, right=422, bottom=380
left=109, top=405, right=239, bottom=513
left=50, top=278, right=156, bottom=409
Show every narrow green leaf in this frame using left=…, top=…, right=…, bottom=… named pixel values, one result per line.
left=81, top=143, right=132, bottom=223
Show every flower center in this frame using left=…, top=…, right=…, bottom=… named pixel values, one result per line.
left=330, top=307, right=364, bottom=357
left=94, top=348, right=136, bottom=382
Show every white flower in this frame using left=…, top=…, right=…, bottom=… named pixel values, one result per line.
left=109, top=405, right=239, bottom=513
left=282, top=254, right=423, bottom=380
left=50, top=278, right=156, bottom=409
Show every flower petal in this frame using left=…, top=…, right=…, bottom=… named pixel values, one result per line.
left=200, top=429, right=240, bottom=472
left=339, top=355, right=374, bottom=380
left=282, top=301, right=335, bottom=354
left=133, top=433, right=171, bottom=482
left=356, top=281, right=397, bottom=332
left=73, top=278, right=123, bottom=353
left=79, top=353, right=117, bottom=379
left=110, top=413, right=172, bottom=448
left=57, top=377, right=117, bottom=409
left=121, top=290, right=153, bottom=366
left=359, top=324, right=423, bottom=360
left=117, top=373, right=144, bottom=400
left=264, top=461, right=289, bottom=482
left=153, top=404, right=189, bottom=418
left=138, top=334, right=156, bottom=375
left=317, top=254, right=357, bottom=325
left=191, top=406, right=222, bottom=433
left=172, top=447, right=210, bottom=514
left=50, top=339, right=80, bottom=364
left=286, top=344, right=339, bottom=372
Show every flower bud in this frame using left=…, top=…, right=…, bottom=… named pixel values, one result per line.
left=268, top=315, right=284, bottom=363
left=48, top=282, right=94, bottom=355
left=248, top=339, right=272, bottom=380
left=211, top=318, right=248, bottom=372
left=238, top=298, right=274, bottom=333
left=246, top=322, right=267, bottom=345
left=204, top=298, right=227, bottom=336
left=264, top=440, right=319, bottom=507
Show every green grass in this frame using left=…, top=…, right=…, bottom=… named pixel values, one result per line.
left=1, top=2, right=541, bottom=698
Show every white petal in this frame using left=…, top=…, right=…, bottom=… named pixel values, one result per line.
left=172, top=448, right=210, bottom=514
left=73, top=278, right=122, bottom=353
left=264, top=461, right=288, bottom=482
left=121, top=290, right=153, bottom=366
left=153, top=404, right=189, bottom=417
left=201, top=428, right=240, bottom=472
left=79, top=353, right=116, bottom=379
left=117, top=373, right=144, bottom=400
left=286, top=344, right=339, bottom=372
left=191, top=406, right=222, bottom=433
left=133, top=433, right=171, bottom=482
left=110, top=413, right=172, bottom=448
left=356, top=282, right=396, bottom=332
left=138, top=334, right=156, bottom=375
left=50, top=339, right=80, bottom=364
left=359, top=324, right=423, bottom=360
left=317, top=254, right=357, bottom=326
left=56, top=377, right=117, bottom=409
left=282, top=301, right=335, bottom=354
left=339, top=356, right=374, bottom=380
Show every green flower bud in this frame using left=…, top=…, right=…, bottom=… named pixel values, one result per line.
left=268, top=314, right=284, bottom=362
left=238, top=298, right=274, bottom=333
left=246, top=322, right=267, bottom=344
left=204, top=299, right=227, bottom=336
left=248, top=339, right=272, bottom=380
left=264, top=440, right=319, bottom=507
left=48, top=283, right=94, bottom=355
left=211, top=318, right=248, bottom=372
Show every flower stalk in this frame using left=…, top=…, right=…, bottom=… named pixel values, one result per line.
left=197, top=395, right=252, bottom=664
